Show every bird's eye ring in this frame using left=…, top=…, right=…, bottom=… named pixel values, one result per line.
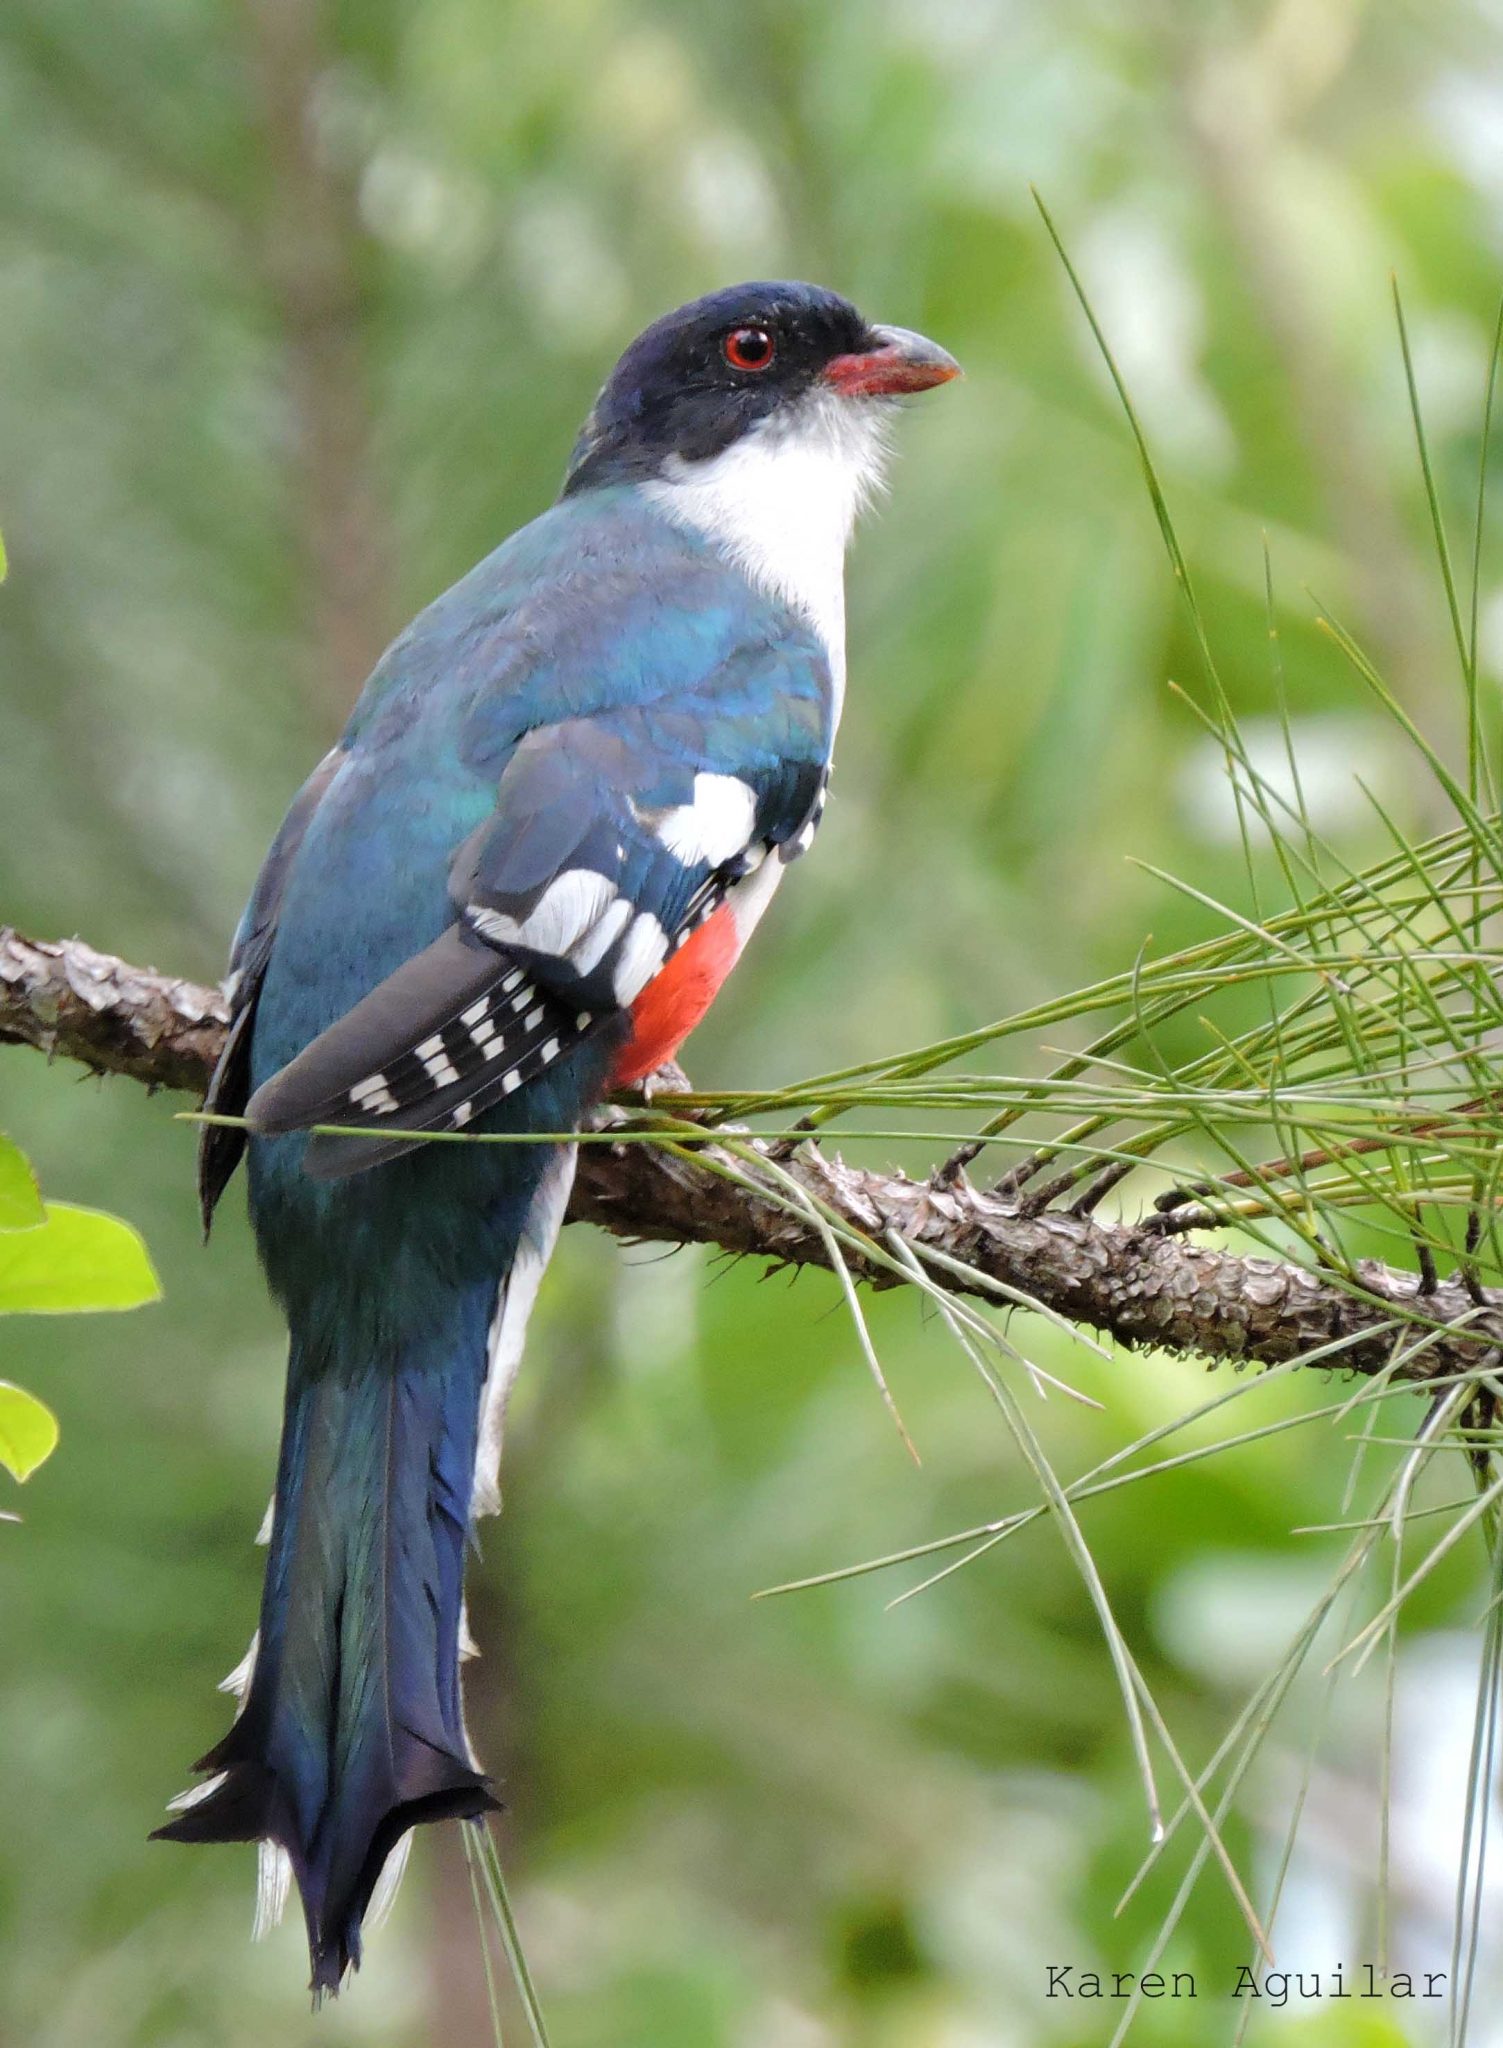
left=723, top=326, right=776, bottom=372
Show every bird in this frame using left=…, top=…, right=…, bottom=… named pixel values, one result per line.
left=154, top=280, right=959, bottom=1992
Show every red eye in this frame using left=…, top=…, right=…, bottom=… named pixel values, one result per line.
left=723, top=326, right=776, bottom=372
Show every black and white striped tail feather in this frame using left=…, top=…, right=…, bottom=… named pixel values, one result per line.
left=164, top=1619, right=421, bottom=1950
left=472, top=1147, right=577, bottom=1518
left=160, top=1515, right=301, bottom=1942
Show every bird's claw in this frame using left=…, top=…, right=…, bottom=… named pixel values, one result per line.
left=637, top=1059, right=692, bottom=1107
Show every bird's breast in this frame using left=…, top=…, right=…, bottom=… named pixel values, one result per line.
left=609, top=856, right=783, bottom=1087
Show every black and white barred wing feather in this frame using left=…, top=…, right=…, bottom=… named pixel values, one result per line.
left=242, top=693, right=830, bottom=1178
left=245, top=923, right=603, bottom=1177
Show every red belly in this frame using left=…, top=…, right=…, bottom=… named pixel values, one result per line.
left=610, top=903, right=743, bottom=1087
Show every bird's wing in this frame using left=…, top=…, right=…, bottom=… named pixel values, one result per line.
left=197, top=746, right=347, bottom=1228
left=246, top=639, right=831, bottom=1178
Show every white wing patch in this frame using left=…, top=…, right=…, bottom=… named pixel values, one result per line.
left=612, top=913, right=669, bottom=1004
left=470, top=867, right=618, bottom=956
left=649, top=773, right=758, bottom=867
left=568, top=894, right=633, bottom=976
left=469, top=867, right=669, bottom=1000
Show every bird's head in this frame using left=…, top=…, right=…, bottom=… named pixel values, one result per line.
left=561, top=280, right=959, bottom=500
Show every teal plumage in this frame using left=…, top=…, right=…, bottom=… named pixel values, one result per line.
left=163, top=486, right=822, bottom=1988
left=155, top=282, right=957, bottom=1991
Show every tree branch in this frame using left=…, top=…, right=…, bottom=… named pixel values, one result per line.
left=1, top=928, right=230, bottom=1094
left=4, top=925, right=1497, bottom=1386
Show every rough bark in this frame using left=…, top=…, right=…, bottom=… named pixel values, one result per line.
left=4, top=925, right=1497, bottom=1387
left=0, top=928, right=230, bottom=1095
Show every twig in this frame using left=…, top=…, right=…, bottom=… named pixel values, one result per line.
left=5, top=923, right=1502, bottom=1387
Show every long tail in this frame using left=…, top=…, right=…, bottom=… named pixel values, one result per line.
left=157, top=1159, right=571, bottom=1992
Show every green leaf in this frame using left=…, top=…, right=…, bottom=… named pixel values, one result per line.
left=0, top=1383, right=58, bottom=1480
left=0, top=1137, right=45, bottom=1231
left=0, top=1202, right=161, bottom=1314
left=0, top=527, right=7, bottom=582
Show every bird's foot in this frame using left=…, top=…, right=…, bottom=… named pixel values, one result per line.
left=636, top=1058, right=692, bottom=1107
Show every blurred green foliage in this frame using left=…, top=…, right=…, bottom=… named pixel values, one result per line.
left=0, top=1134, right=159, bottom=1483
left=0, top=1383, right=56, bottom=1485
left=4, top=1, right=1503, bottom=2042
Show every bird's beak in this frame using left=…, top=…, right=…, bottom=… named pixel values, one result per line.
left=823, top=324, right=961, bottom=397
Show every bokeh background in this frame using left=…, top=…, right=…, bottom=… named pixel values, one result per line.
left=5, top=2, right=1503, bottom=2042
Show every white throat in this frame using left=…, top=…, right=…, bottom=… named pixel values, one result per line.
left=641, top=392, right=890, bottom=712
